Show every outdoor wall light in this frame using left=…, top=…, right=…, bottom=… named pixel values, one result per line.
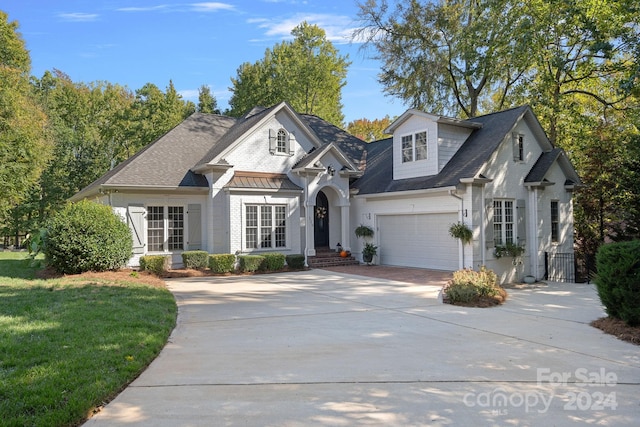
left=327, top=165, right=336, bottom=176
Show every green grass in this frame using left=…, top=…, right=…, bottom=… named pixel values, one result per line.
left=0, top=252, right=177, bottom=426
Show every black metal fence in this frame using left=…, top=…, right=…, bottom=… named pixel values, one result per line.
left=545, top=252, right=597, bottom=283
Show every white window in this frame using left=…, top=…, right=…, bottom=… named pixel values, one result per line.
left=147, top=206, right=184, bottom=252
left=245, top=205, right=287, bottom=249
left=401, top=131, right=428, bottom=163
left=269, top=128, right=292, bottom=155
left=493, top=200, right=514, bottom=245
left=276, top=129, right=287, bottom=153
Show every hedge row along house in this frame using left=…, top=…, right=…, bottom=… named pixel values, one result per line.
left=71, top=102, right=581, bottom=283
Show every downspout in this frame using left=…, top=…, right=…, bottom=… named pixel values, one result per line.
left=449, top=189, right=465, bottom=268
left=302, top=174, right=309, bottom=267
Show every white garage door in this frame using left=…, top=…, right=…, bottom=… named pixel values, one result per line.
left=378, top=213, right=459, bottom=271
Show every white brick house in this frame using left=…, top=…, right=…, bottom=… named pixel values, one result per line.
left=71, top=102, right=581, bottom=283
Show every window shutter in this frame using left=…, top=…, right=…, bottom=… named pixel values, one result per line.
left=187, top=204, right=202, bottom=250
left=485, top=198, right=494, bottom=249
left=269, top=129, right=276, bottom=154
left=288, top=131, right=295, bottom=156
left=512, top=133, right=519, bottom=162
left=127, top=205, right=146, bottom=255
left=516, top=199, right=526, bottom=246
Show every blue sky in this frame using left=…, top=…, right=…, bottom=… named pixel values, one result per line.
left=3, top=0, right=408, bottom=124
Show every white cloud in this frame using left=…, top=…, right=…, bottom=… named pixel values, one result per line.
left=117, top=5, right=170, bottom=12
left=249, top=13, right=358, bottom=45
left=58, top=12, right=99, bottom=22
left=190, top=2, right=236, bottom=12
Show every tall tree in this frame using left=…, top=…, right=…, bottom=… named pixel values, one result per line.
left=228, top=22, right=350, bottom=126
left=355, top=0, right=532, bottom=117
left=0, top=12, right=50, bottom=224
left=346, top=116, right=393, bottom=142
left=197, top=84, right=220, bottom=114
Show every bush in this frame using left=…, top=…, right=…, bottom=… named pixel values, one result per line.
left=286, top=254, right=305, bottom=270
left=182, top=251, right=209, bottom=269
left=238, top=255, right=265, bottom=273
left=444, top=266, right=501, bottom=304
left=140, top=255, right=168, bottom=276
left=260, top=252, right=286, bottom=271
left=44, top=200, right=133, bottom=274
left=595, top=240, right=640, bottom=326
left=209, top=254, right=236, bottom=274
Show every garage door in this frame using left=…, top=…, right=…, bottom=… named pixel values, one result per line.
left=378, top=213, right=459, bottom=271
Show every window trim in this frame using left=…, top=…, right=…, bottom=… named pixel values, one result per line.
left=244, top=204, right=288, bottom=250
left=400, top=130, right=428, bottom=163
left=276, top=129, right=287, bottom=153
left=493, top=199, right=515, bottom=246
left=146, top=205, right=186, bottom=253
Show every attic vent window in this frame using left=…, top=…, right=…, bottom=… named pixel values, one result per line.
left=269, top=128, right=295, bottom=156
left=401, top=131, right=428, bottom=163
left=277, top=129, right=287, bottom=153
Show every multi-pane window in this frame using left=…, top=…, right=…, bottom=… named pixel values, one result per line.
left=147, top=206, right=184, bottom=252
left=276, top=129, right=287, bottom=153
left=245, top=205, right=287, bottom=249
left=147, top=206, right=164, bottom=252
left=493, top=200, right=514, bottom=245
left=168, top=206, right=184, bottom=250
left=401, top=131, right=428, bottom=163
left=551, top=201, right=559, bottom=243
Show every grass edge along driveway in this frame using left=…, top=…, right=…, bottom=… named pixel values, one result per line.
left=0, top=252, right=177, bottom=427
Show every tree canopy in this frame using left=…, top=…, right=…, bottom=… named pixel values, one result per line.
left=228, top=22, right=350, bottom=126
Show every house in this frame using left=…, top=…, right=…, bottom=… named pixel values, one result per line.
left=71, top=102, right=581, bottom=283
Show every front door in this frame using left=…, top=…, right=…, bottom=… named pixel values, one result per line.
left=314, top=191, right=329, bottom=248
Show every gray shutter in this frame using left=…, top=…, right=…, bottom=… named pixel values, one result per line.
left=516, top=199, right=526, bottom=246
left=269, top=129, right=276, bottom=154
left=485, top=198, right=494, bottom=249
left=187, top=204, right=202, bottom=250
left=127, top=205, right=146, bottom=255
left=288, top=131, right=295, bottom=156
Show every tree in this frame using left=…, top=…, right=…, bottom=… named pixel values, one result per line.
left=346, top=116, right=393, bottom=142
left=0, top=12, right=50, bottom=224
left=228, top=22, right=350, bottom=126
left=197, top=84, right=220, bottom=114
left=355, top=0, right=532, bottom=117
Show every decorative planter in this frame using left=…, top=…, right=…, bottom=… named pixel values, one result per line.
left=363, top=253, right=373, bottom=263
left=524, top=275, right=536, bottom=284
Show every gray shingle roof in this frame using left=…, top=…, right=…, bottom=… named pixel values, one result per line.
left=353, top=105, right=530, bottom=194
left=71, top=113, right=237, bottom=200
left=299, top=114, right=368, bottom=168
left=525, top=148, right=563, bottom=183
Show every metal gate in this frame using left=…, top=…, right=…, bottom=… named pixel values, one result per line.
left=545, top=252, right=576, bottom=283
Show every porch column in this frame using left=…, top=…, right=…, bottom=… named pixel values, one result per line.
left=340, top=204, right=351, bottom=252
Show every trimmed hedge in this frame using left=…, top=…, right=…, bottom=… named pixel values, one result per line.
left=444, top=266, right=500, bottom=303
left=260, top=252, right=286, bottom=271
left=182, top=250, right=209, bottom=269
left=140, top=255, right=168, bottom=276
left=595, top=240, right=640, bottom=326
left=209, top=254, right=236, bottom=274
left=43, top=200, right=133, bottom=274
left=286, top=254, right=305, bottom=270
left=238, top=255, right=265, bottom=273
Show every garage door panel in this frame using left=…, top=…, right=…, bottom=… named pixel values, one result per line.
left=378, top=213, right=458, bottom=271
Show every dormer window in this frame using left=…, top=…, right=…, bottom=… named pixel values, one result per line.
left=401, top=131, right=428, bottom=163
left=269, top=128, right=294, bottom=156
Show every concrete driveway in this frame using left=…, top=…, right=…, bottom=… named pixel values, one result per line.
left=84, top=270, right=640, bottom=426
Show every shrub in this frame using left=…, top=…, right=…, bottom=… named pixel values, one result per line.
left=595, top=240, right=640, bottom=326
left=260, top=252, right=286, bottom=271
left=44, top=200, right=133, bottom=274
left=209, top=254, right=236, bottom=274
left=444, top=266, right=501, bottom=304
left=139, top=255, right=168, bottom=276
left=286, top=254, right=305, bottom=270
left=238, top=255, right=265, bottom=273
left=182, top=251, right=209, bottom=269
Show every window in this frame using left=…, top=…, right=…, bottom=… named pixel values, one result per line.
left=513, top=133, right=524, bottom=161
left=147, top=206, right=184, bottom=252
left=551, top=201, right=559, bottom=243
left=493, top=200, right=514, bottom=245
left=276, top=129, right=287, bottom=153
left=401, top=131, right=428, bottom=162
left=245, top=205, right=287, bottom=249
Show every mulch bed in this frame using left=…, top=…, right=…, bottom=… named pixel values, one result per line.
left=591, top=317, right=640, bottom=346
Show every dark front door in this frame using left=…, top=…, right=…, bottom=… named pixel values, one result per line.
left=314, top=191, right=329, bottom=248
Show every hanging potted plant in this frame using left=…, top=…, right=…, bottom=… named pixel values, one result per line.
left=448, top=222, right=473, bottom=245
left=362, top=243, right=378, bottom=264
left=355, top=224, right=374, bottom=239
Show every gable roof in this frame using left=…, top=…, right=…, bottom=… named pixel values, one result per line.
left=525, top=147, right=582, bottom=187
left=71, top=113, right=237, bottom=201
left=353, top=105, right=531, bottom=195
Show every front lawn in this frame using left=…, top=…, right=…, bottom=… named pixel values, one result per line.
left=0, top=252, right=177, bottom=426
